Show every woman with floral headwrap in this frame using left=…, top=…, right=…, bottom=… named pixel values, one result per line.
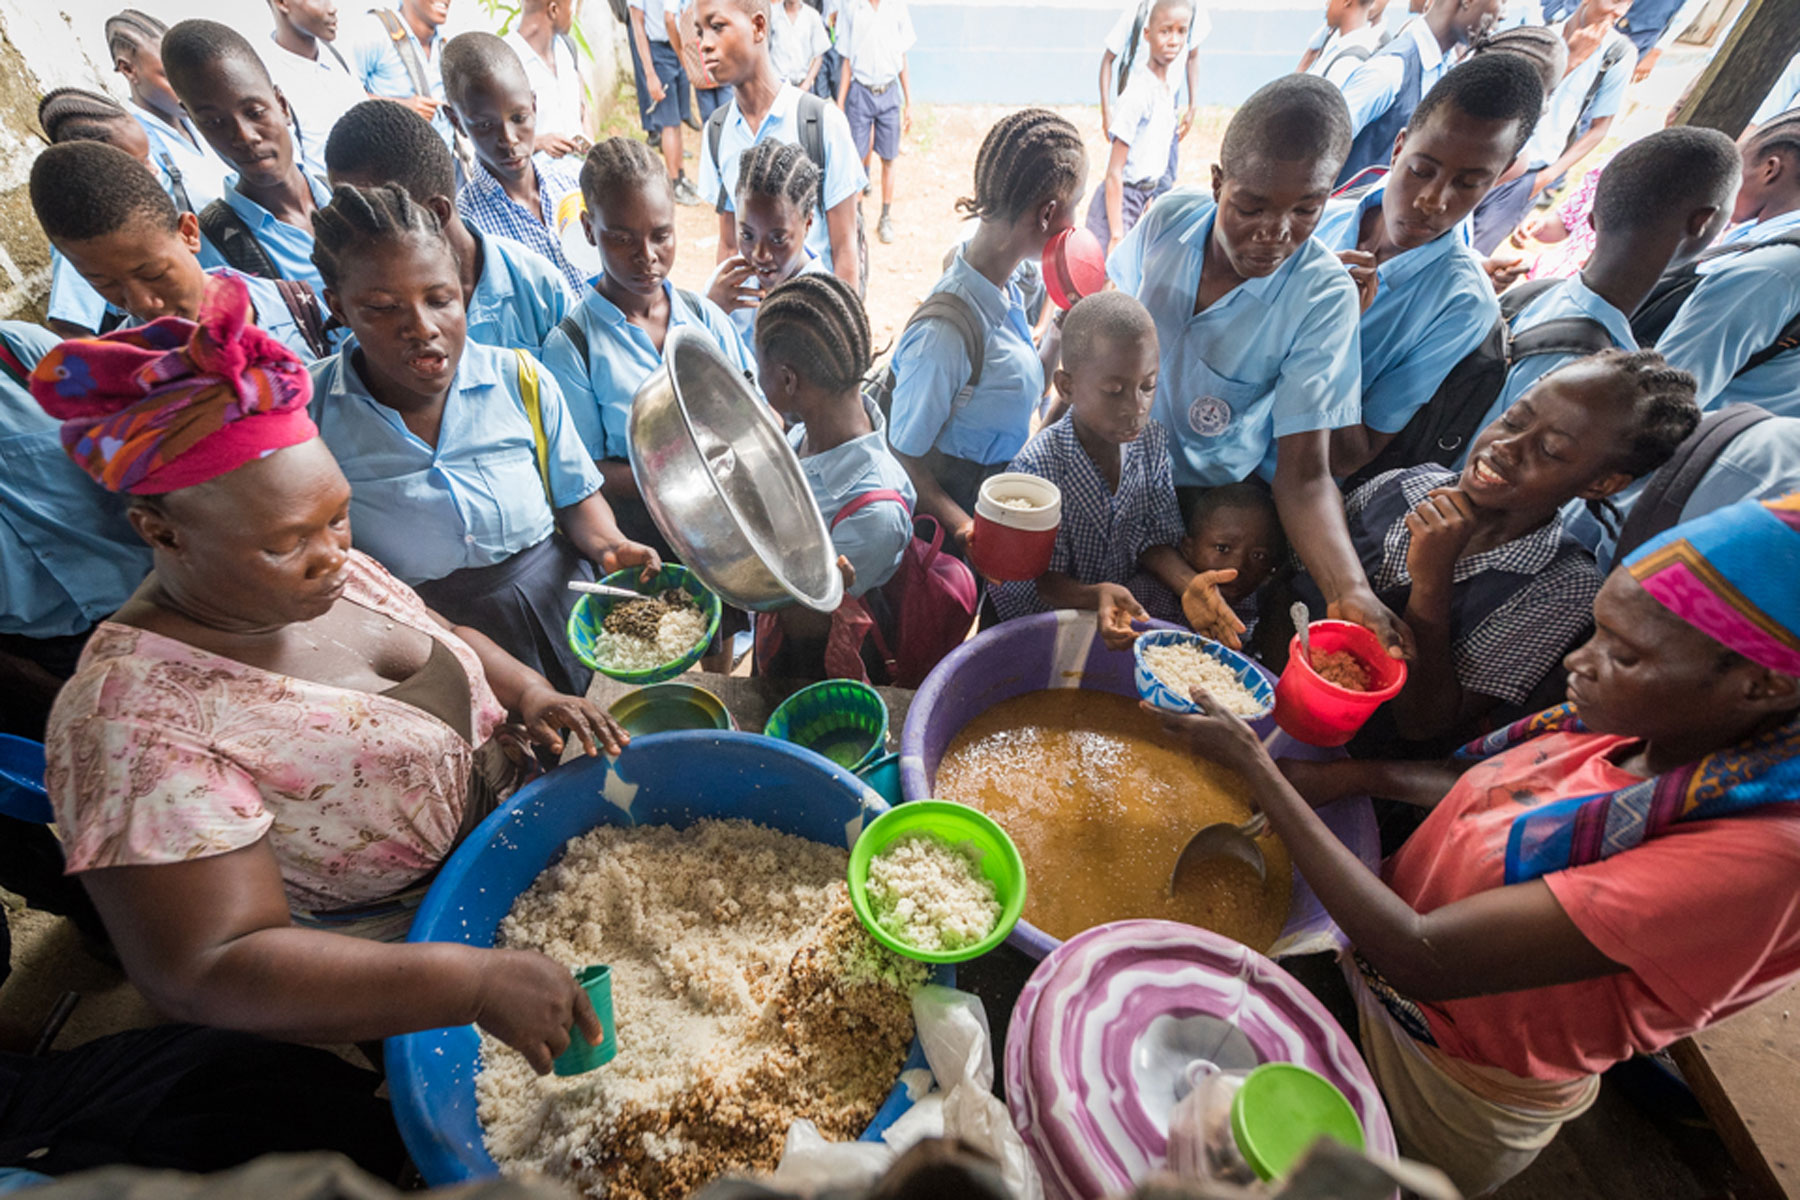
left=1156, top=494, right=1800, bottom=1195
left=35, top=275, right=621, bottom=1076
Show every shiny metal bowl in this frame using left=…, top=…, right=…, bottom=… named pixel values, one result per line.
left=627, top=328, right=844, bottom=613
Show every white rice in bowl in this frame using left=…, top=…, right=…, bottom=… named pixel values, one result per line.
left=1142, top=642, right=1267, bottom=716
left=593, top=605, right=709, bottom=673
left=867, top=833, right=1000, bottom=952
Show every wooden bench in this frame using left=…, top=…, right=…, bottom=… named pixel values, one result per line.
left=1670, top=981, right=1800, bottom=1199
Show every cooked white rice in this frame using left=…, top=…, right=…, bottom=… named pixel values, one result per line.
left=594, top=606, right=709, bottom=672
left=993, top=496, right=1042, bottom=511
left=1142, top=642, right=1266, bottom=715
left=866, top=833, right=1001, bottom=952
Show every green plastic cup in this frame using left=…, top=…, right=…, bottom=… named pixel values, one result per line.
left=552, top=964, right=617, bottom=1077
left=1230, top=1062, right=1365, bottom=1180
left=846, top=800, right=1027, bottom=964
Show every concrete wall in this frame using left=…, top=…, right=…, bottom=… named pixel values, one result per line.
left=908, top=0, right=1322, bottom=107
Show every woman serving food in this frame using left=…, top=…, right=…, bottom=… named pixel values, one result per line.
left=1156, top=494, right=1800, bottom=1195
left=34, top=277, right=620, bottom=1075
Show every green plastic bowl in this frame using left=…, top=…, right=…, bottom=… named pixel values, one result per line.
left=1231, top=1062, right=1366, bottom=1180
left=763, top=679, right=889, bottom=772
left=566, top=564, right=722, bottom=684
left=847, top=800, right=1027, bottom=964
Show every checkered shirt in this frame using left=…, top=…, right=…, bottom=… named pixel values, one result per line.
left=1345, top=466, right=1602, bottom=705
left=457, top=155, right=586, bottom=293
left=990, top=415, right=1186, bottom=623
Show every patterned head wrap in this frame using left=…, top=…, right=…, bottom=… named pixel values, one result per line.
left=1624, top=493, right=1800, bottom=675
left=29, top=273, right=316, bottom=494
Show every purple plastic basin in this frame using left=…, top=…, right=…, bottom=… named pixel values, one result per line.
left=899, top=610, right=1380, bottom=959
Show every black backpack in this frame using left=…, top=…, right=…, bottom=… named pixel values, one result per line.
left=1115, top=0, right=1151, bottom=94
left=1344, top=279, right=1617, bottom=490
left=1613, top=403, right=1776, bottom=561
left=1630, top=231, right=1800, bottom=379
left=864, top=291, right=986, bottom=423
left=706, top=93, right=870, bottom=297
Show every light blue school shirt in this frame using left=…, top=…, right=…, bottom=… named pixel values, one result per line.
left=887, top=250, right=1045, bottom=465
left=0, top=322, right=152, bottom=639
left=1752, top=52, right=1800, bottom=126
left=1716, top=206, right=1800, bottom=248
left=1520, top=28, right=1635, bottom=172
left=1108, top=189, right=1363, bottom=487
left=791, top=396, right=916, bottom=597
left=308, top=340, right=603, bottom=586
left=1338, top=18, right=1447, bottom=140
left=1654, top=232, right=1800, bottom=417
left=466, top=229, right=576, bottom=355
left=1467, top=274, right=1636, bottom=458
left=198, top=173, right=334, bottom=295
left=346, top=6, right=454, bottom=148
left=1313, top=182, right=1498, bottom=434
left=540, top=279, right=756, bottom=461
left=130, top=103, right=230, bottom=213
left=695, top=84, right=870, bottom=275
left=48, top=250, right=114, bottom=335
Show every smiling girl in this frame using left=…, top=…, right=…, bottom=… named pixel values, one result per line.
left=307, top=183, right=659, bottom=696
left=706, top=139, right=829, bottom=349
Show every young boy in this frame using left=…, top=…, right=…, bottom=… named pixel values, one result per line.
left=504, top=0, right=588, bottom=154
left=626, top=0, right=701, bottom=205
left=1099, top=0, right=1209, bottom=187
left=836, top=0, right=914, bottom=244
left=695, top=0, right=868, bottom=292
left=770, top=0, right=832, bottom=94
left=325, top=98, right=576, bottom=354
left=262, top=0, right=374, bottom=176
left=29, top=141, right=332, bottom=362
left=1469, top=0, right=1636, bottom=254
left=989, top=292, right=1241, bottom=648
left=440, top=33, right=588, bottom=292
left=1467, top=127, right=1742, bottom=446
left=105, top=10, right=230, bottom=213
left=1180, top=482, right=1285, bottom=637
left=1298, top=0, right=1388, bottom=85
left=345, top=0, right=456, bottom=151
left=1332, top=0, right=1505, bottom=186
left=1317, top=54, right=1545, bottom=476
left=161, top=20, right=333, bottom=296
left=1109, top=74, right=1409, bottom=658
left=1651, top=116, right=1800, bottom=418
left=1086, top=0, right=1190, bottom=254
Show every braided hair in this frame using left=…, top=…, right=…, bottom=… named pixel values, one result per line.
left=38, top=87, right=132, bottom=145
left=954, top=108, right=1086, bottom=224
left=754, top=272, right=872, bottom=394
left=1471, top=24, right=1569, bottom=96
left=1567, top=348, right=1702, bottom=532
left=104, top=8, right=165, bottom=61
left=310, top=183, right=446, bottom=293
left=1749, top=110, right=1800, bottom=165
left=735, top=139, right=820, bottom=214
left=580, top=136, right=671, bottom=212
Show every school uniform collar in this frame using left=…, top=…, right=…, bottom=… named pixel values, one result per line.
left=1397, top=16, right=1445, bottom=73
left=579, top=278, right=701, bottom=329
left=222, top=170, right=332, bottom=229
left=467, top=228, right=516, bottom=310
left=1172, top=198, right=1294, bottom=310
left=1718, top=207, right=1800, bottom=247
left=727, top=82, right=803, bottom=139
left=1372, top=466, right=1576, bottom=589
left=944, top=249, right=1014, bottom=327
left=793, top=395, right=894, bottom=495
left=1047, top=412, right=1150, bottom=497
left=1348, top=185, right=1470, bottom=290
left=462, top=156, right=554, bottom=214
left=1559, top=272, right=1639, bottom=349
left=128, top=99, right=202, bottom=145
left=326, top=338, right=500, bottom=426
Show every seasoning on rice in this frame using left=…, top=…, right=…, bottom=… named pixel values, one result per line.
left=867, top=833, right=1001, bottom=952
left=1141, top=642, right=1266, bottom=715
left=1310, top=648, right=1371, bottom=692
left=594, top=589, right=708, bottom=672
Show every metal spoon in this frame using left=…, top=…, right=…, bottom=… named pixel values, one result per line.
left=567, top=580, right=652, bottom=601
left=1169, top=726, right=1285, bottom=895
left=1292, top=600, right=1311, bottom=663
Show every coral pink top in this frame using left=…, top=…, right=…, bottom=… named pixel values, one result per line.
left=45, top=551, right=508, bottom=914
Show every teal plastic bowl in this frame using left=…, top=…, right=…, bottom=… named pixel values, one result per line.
left=566, top=564, right=722, bottom=684
left=764, top=679, right=889, bottom=772
left=857, top=752, right=902, bottom=806
left=847, top=800, right=1027, bottom=964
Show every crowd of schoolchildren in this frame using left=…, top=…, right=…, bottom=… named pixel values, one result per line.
left=2, top=0, right=1800, bottom=1193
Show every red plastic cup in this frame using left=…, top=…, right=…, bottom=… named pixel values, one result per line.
left=1273, top=620, right=1408, bottom=747
left=969, top=473, right=1061, bottom=582
left=1043, top=227, right=1109, bottom=311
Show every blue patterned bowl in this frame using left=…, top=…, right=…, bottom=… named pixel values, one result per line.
left=1132, top=628, right=1276, bottom=721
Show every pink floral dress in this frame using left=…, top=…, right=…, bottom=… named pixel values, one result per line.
left=45, top=551, right=509, bottom=918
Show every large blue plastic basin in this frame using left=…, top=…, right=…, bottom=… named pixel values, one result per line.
left=385, top=731, right=949, bottom=1185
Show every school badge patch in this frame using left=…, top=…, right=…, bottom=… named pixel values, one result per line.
left=1188, top=395, right=1232, bottom=437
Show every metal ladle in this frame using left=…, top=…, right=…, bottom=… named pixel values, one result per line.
left=1167, top=603, right=1311, bottom=896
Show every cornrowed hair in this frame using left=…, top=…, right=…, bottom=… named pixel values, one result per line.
left=735, top=139, right=819, bottom=212
left=38, top=87, right=132, bottom=144
left=310, top=183, right=445, bottom=292
left=1749, top=110, right=1800, bottom=165
left=31, top=141, right=177, bottom=242
left=105, top=8, right=165, bottom=60
left=1471, top=24, right=1569, bottom=96
left=754, top=272, right=872, bottom=393
left=1559, top=348, right=1701, bottom=532
left=954, top=108, right=1086, bottom=223
left=580, top=136, right=671, bottom=210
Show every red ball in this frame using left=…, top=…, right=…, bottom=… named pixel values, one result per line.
left=1043, top=227, right=1109, bottom=311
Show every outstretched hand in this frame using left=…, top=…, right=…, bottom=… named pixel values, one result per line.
left=519, top=682, right=628, bottom=758
left=1096, top=582, right=1148, bottom=650
left=1181, top=569, right=1247, bottom=650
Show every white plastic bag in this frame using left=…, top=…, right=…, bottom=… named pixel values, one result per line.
left=769, top=1120, right=894, bottom=1193
left=911, top=985, right=1043, bottom=1200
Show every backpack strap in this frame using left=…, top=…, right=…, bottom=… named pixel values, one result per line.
left=511, top=349, right=556, bottom=506
left=829, top=487, right=911, bottom=530
left=795, top=92, right=828, bottom=217
left=1614, top=403, right=1775, bottom=561
left=0, top=338, right=31, bottom=393
left=320, top=37, right=352, bottom=75
left=1116, top=0, right=1149, bottom=93
left=904, top=291, right=986, bottom=409
left=371, top=6, right=433, bottom=96
left=1569, top=38, right=1628, bottom=154
left=555, top=312, right=590, bottom=372
left=198, top=200, right=281, bottom=280
left=1331, top=169, right=1388, bottom=200
left=1496, top=277, right=1561, bottom=323
left=272, top=278, right=332, bottom=360
left=156, top=151, right=195, bottom=215
left=706, top=105, right=731, bottom=211
left=1506, top=315, right=1615, bottom=363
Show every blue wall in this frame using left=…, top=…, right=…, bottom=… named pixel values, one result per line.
left=907, top=1, right=1321, bottom=106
